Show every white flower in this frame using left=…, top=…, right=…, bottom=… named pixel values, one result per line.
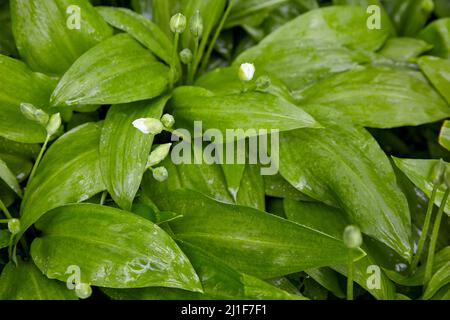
left=46, top=113, right=61, bottom=136
left=238, top=63, right=255, bottom=82
left=147, top=143, right=172, bottom=168
left=132, top=118, right=164, bottom=135
left=161, top=114, right=175, bottom=129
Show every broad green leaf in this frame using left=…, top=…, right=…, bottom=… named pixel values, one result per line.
left=435, top=0, right=450, bottom=18
left=418, top=56, right=450, bottom=104
left=260, top=6, right=392, bottom=51
left=100, top=97, right=167, bottom=210
left=0, top=1, right=17, bottom=56
left=0, top=54, right=56, bottom=143
left=392, top=158, right=450, bottom=216
left=0, top=157, right=22, bottom=197
left=51, top=34, right=170, bottom=106
left=419, top=18, right=450, bottom=59
left=264, top=174, right=313, bottom=201
left=439, top=120, right=450, bottom=151
left=31, top=203, right=202, bottom=291
left=151, top=0, right=181, bottom=37
left=171, top=86, right=319, bottom=135
left=279, top=125, right=412, bottom=259
left=0, top=230, right=9, bottom=249
left=284, top=199, right=397, bottom=300
left=379, top=38, right=432, bottom=61
left=0, top=153, right=32, bottom=183
left=10, top=0, right=113, bottom=75
left=102, top=242, right=305, bottom=300
left=429, top=284, right=450, bottom=300
left=0, top=180, right=15, bottom=208
left=142, top=152, right=233, bottom=204
left=0, top=137, right=40, bottom=160
left=96, top=7, right=173, bottom=65
left=0, top=260, right=77, bottom=300
left=384, top=0, right=434, bottom=36
left=19, top=123, right=106, bottom=240
left=235, top=164, right=265, bottom=210
left=149, top=189, right=363, bottom=279
left=423, top=262, right=450, bottom=299
left=305, top=267, right=345, bottom=299
left=235, top=39, right=372, bottom=92
left=222, top=163, right=246, bottom=201
left=299, top=65, right=450, bottom=128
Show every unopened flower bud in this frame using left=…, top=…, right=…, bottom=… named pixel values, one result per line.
left=46, top=113, right=61, bottom=136
left=153, top=166, right=169, bottom=182
left=190, top=10, right=203, bottom=38
left=422, top=0, right=434, bottom=12
left=238, top=63, right=255, bottom=82
left=147, top=143, right=172, bottom=168
left=132, top=118, right=164, bottom=135
left=180, top=48, right=193, bottom=64
left=75, top=283, right=92, bottom=299
left=430, top=159, right=446, bottom=186
left=161, top=114, right=175, bottom=129
left=20, top=103, right=49, bottom=126
left=170, top=13, right=187, bottom=33
left=8, top=219, right=20, bottom=235
left=256, top=75, right=271, bottom=90
left=343, top=225, right=362, bottom=249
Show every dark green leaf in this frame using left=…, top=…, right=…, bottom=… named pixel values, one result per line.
left=419, top=18, right=450, bottom=59
left=423, top=262, right=450, bottom=299
left=0, top=156, right=22, bottom=197
left=439, top=120, right=450, bottom=151
left=418, top=56, right=450, bottom=104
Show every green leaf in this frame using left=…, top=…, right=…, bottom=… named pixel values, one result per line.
left=0, top=229, right=9, bottom=249
left=419, top=18, right=450, bottom=59
left=31, top=203, right=202, bottom=291
left=96, top=6, right=173, bottom=65
left=299, top=65, right=450, bottom=128
left=150, top=0, right=181, bottom=37
left=423, top=262, right=450, bottom=299
left=171, top=86, right=319, bottom=135
left=100, top=97, right=167, bottom=210
left=305, top=267, right=345, bottom=299
left=0, top=1, right=17, bottom=56
left=264, top=174, right=313, bottom=201
left=284, top=199, right=397, bottom=300
left=0, top=54, right=56, bottom=143
left=51, top=33, right=170, bottom=106
left=102, top=242, right=305, bottom=300
left=418, top=56, right=450, bottom=104
left=19, top=123, right=106, bottom=239
left=279, top=125, right=412, bottom=259
left=392, top=158, right=450, bottom=216
left=10, top=0, right=113, bottom=75
left=235, top=164, right=265, bottom=210
left=435, top=0, right=450, bottom=18
left=149, top=189, right=363, bottom=279
left=0, top=156, right=22, bottom=197
left=221, top=163, right=246, bottom=201
left=0, top=153, right=33, bottom=183
left=0, top=137, right=40, bottom=160
left=384, top=0, right=434, bottom=36
left=0, top=260, right=77, bottom=300
left=439, top=120, right=450, bottom=151
left=379, top=37, right=432, bottom=62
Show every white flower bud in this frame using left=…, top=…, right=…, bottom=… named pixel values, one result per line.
left=8, top=219, right=21, bottom=235
left=343, top=225, right=363, bottom=249
left=179, top=48, right=193, bottom=65
left=190, top=10, right=203, bottom=38
left=20, top=103, right=49, bottom=126
left=147, top=143, right=172, bottom=168
left=153, top=166, right=169, bottom=182
left=238, top=63, right=255, bottom=82
left=161, top=114, right=175, bottom=129
left=75, top=283, right=92, bottom=299
left=132, top=118, right=164, bottom=135
left=46, top=113, right=61, bottom=137
left=170, top=13, right=187, bottom=33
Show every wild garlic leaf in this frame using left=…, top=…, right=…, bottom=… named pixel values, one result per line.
left=418, top=18, right=450, bottom=59
left=284, top=199, right=397, bottom=300
left=383, top=0, right=433, bottom=36
left=10, top=0, right=113, bottom=76
left=392, top=158, right=450, bottom=216
left=221, top=163, right=246, bottom=201
left=31, top=203, right=202, bottom=291
left=150, top=189, right=363, bottom=279
left=304, top=267, right=345, bottom=299
left=279, top=124, right=412, bottom=259
left=418, top=56, right=450, bottom=104
left=0, top=137, right=40, bottom=160
left=51, top=34, right=170, bottom=106
left=299, top=65, right=450, bottom=128
left=0, top=260, right=77, bottom=300
left=171, top=86, right=319, bottom=135
left=423, top=262, right=450, bottom=300
left=100, top=97, right=168, bottom=211
left=0, top=54, right=55, bottom=143
left=235, top=164, right=265, bottom=210
left=0, top=157, right=22, bottom=197
left=379, top=37, right=433, bottom=62
left=102, top=242, right=305, bottom=300
left=439, top=120, right=450, bottom=151
left=19, top=123, right=106, bottom=240
left=96, top=6, right=173, bottom=65
left=150, top=0, right=181, bottom=37
left=0, top=230, right=10, bottom=249
left=435, top=0, right=450, bottom=18
left=0, top=1, right=17, bottom=56
left=264, top=174, right=314, bottom=201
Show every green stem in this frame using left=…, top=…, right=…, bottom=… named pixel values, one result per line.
left=411, top=184, right=438, bottom=271
left=346, top=251, right=354, bottom=300
left=100, top=191, right=107, bottom=205
left=424, top=187, right=450, bottom=284
left=27, top=135, right=50, bottom=188
left=0, top=198, right=13, bottom=220
left=170, top=33, right=180, bottom=89
left=199, top=0, right=235, bottom=74
left=187, top=38, right=199, bottom=84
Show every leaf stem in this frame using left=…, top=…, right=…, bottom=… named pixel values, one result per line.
left=26, top=135, right=50, bottom=188
left=199, top=0, right=235, bottom=74
left=424, top=187, right=450, bottom=284
left=411, top=184, right=438, bottom=272
left=0, top=197, right=13, bottom=220
left=346, top=251, right=354, bottom=300
left=170, top=33, right=180, bottom=89
left=187, top=38, right=199, bottom=84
